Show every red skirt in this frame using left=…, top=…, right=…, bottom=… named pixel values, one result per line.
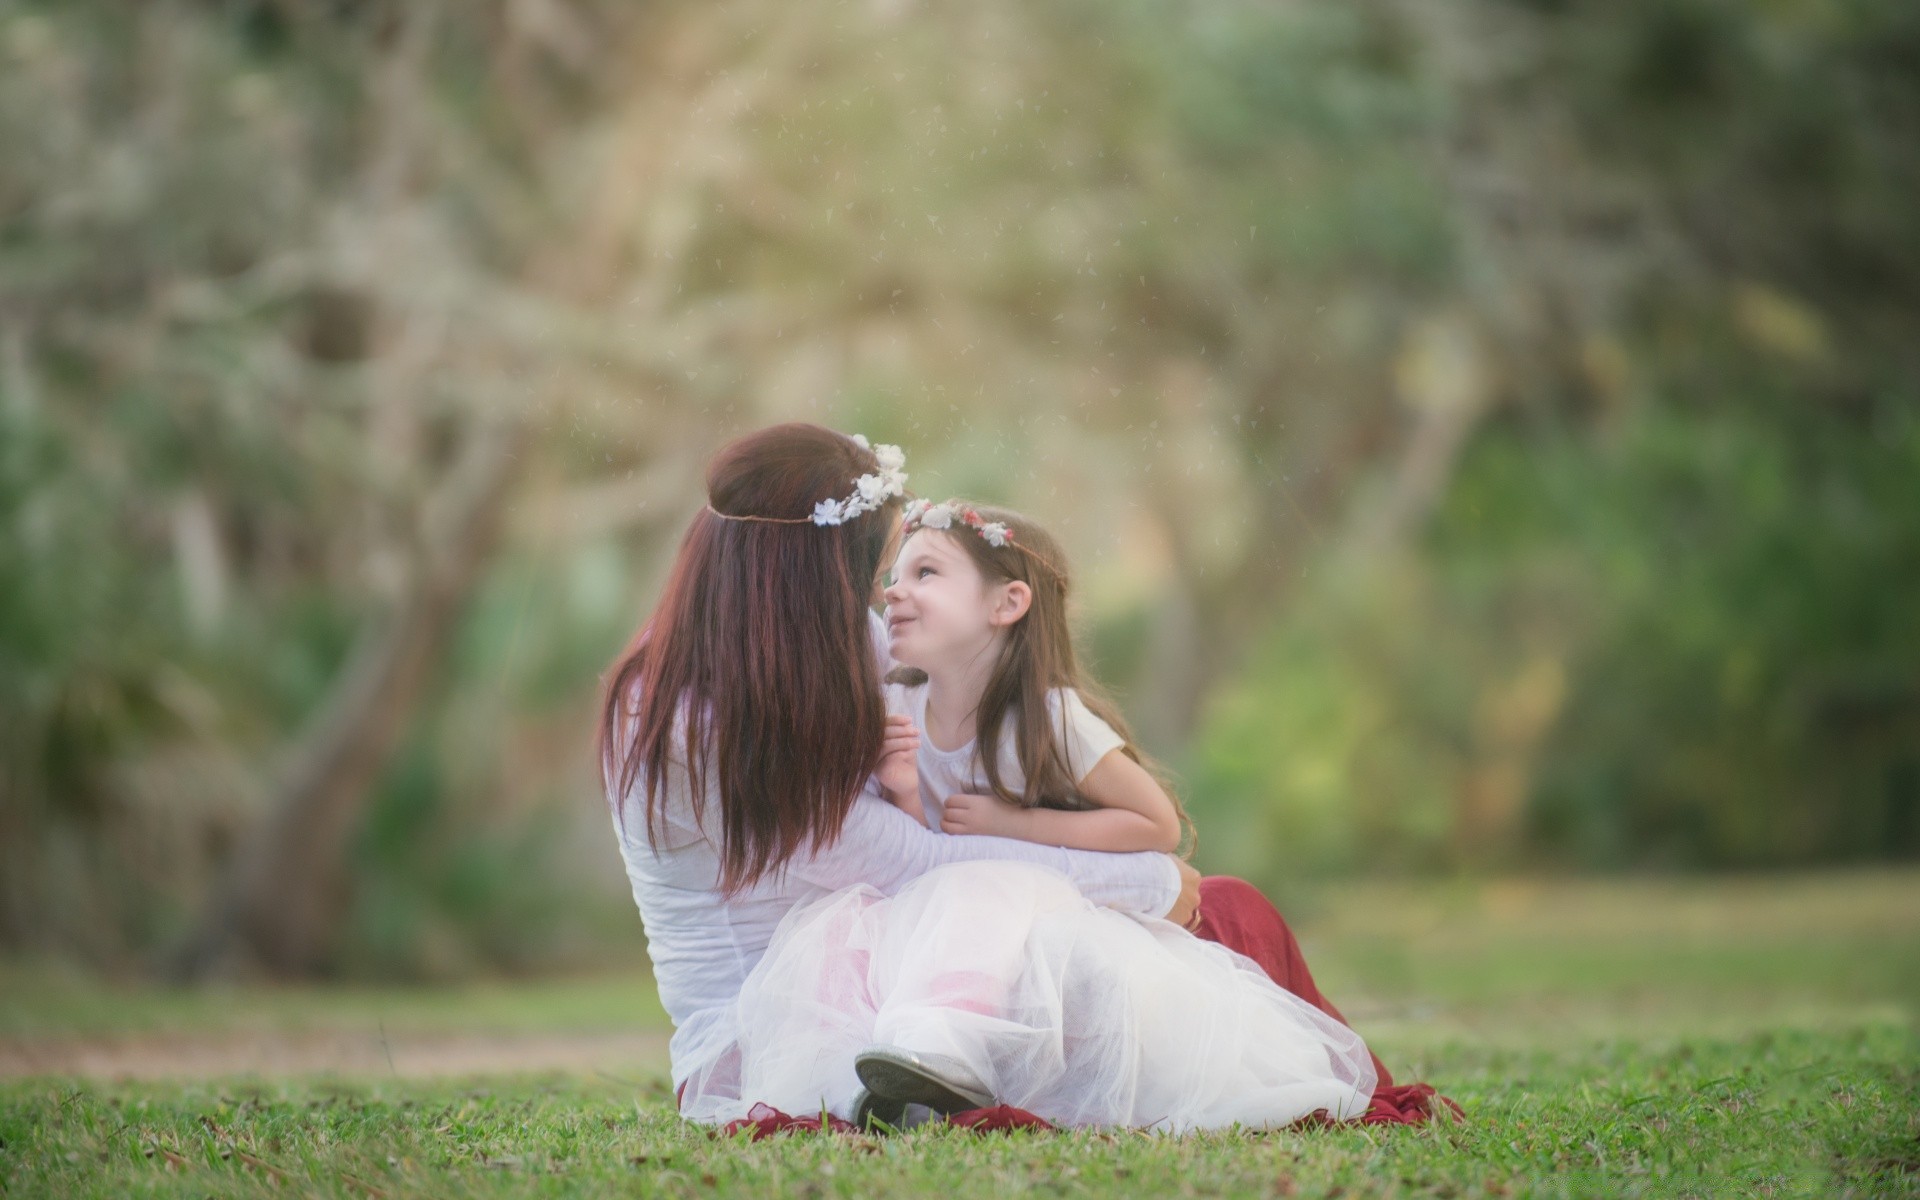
left=719, top=875, right=1458, bottom=1137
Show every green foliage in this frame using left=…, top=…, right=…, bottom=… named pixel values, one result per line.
left=4, top=0, right=1919, bottom=979
left=1187, top=0, right=1920, bottom=883
left=0, top=0, right=1465, bottom=972
left=0, top=1, right=395, bottom=954
left=346, top=726, right=584, bottom=981
left=1566, top=0, right=1920, bottom=309
left=1190, top=392, right=1920, bottom=880
left=1523, top=401, right=1920, bottom=868
left=0, top=0, right=627, bottom=969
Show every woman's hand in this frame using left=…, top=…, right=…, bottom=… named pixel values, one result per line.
left=877, top=715, right=924, bottom=823
left=1165, top=856, right=1204, bottom=931
left=939, top=791, right=1027, bottom=839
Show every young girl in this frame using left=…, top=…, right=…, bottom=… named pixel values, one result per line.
left=733, top=497, right=1377, bottom=1131
left=872, top=498, right=1191, bottom=857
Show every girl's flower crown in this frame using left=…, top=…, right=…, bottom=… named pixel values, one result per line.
left=902, top=498, right=1065, bottom=580
left=705, top=434, right=908, bottom=526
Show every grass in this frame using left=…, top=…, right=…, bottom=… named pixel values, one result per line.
left=3, top=870, right=1918, bottom=1198
left=0, top=965, right=669, bottom=1040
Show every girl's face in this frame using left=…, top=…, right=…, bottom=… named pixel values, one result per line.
left=881, top=530, right=1026, bottom=671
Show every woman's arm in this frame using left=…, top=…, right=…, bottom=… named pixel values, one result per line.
left=787, top=790, right=1181, bottom=918
left=938, top=749, right=1182, bottom=852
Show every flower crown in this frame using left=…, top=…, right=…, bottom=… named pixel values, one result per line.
left=815, top=435, right=908, bottom=524
left=902, top=498, right=1064, bottom=579
left=705, top=433, right=908, bottom=526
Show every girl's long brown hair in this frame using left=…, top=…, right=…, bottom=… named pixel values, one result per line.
left=906, top=502, right=1197, bottom=856
left=598, top=424, right=902, bottom=894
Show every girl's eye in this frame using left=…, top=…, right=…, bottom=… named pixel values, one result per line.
left=918, top=566, right=936, bottom=578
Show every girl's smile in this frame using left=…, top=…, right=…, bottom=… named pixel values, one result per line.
left=882, top=531, right=999, bottom=668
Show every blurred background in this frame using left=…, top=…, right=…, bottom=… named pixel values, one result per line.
left=1, top=0, right=1915, bottom=991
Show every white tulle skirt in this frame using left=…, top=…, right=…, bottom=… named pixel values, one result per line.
left=680, top=861, right=1376, bottom=1132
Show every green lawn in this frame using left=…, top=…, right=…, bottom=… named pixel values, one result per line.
left=4, top=871, right=1917, bottom=1198
left=0, top=965, right=669, bottom=1041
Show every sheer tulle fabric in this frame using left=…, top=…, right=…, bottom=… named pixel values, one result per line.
left=677, top=861, right=1377, bottom=1132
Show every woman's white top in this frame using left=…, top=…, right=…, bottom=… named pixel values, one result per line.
left=609, top=611, right=1181, bottom=1093
left=889, top=680, right=1123, bottom=830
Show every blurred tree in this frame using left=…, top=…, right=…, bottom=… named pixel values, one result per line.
left=1188, top=0, right=1920, bottom=883
left=2, top=0, right=1914, bottom=977
left=0, top=0, right=664, bottom=973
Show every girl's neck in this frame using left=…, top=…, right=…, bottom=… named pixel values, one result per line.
left=918, top=639, right=1004, bottom=748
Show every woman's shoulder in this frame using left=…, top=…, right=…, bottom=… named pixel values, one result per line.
left=605, top=680, right=712, bottom=837
left=609, top=680, right=704, bottom=751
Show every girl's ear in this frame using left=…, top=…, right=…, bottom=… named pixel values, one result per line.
left=990, top=579, right=1032, bottom=627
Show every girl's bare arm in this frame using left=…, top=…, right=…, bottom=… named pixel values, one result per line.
left=939, top=750, right=1182, bottom=852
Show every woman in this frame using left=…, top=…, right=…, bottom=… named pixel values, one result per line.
left=600, top=423, right=1435, bottom=1129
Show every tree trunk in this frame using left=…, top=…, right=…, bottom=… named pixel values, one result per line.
left=172, top=425, right=526, bottom=979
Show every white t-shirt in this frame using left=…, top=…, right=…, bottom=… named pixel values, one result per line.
left=888, top=680, right=1126, bottom=829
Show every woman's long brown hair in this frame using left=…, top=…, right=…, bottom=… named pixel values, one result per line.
left=598, top=424, right=902, bottom=894
left=907, top=502, right=1197, bottom=856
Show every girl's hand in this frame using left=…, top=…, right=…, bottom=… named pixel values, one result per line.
left=940, top=791, right=1027, bottom=839
left=877, top=715, right=924, bottom=821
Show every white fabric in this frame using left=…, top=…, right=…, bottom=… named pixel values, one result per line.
left=889, top=681, right=1124, bottom=830
left=727, top=860, right=1378, bottom=1131
left=610, top=611, right=1182, bottom=1109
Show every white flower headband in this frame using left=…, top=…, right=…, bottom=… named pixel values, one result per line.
left=902, top=498, right=1064, bottom=579
left=706, top=433, right=908, bottom=527
left=814, top=435, right=908, bottom=525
